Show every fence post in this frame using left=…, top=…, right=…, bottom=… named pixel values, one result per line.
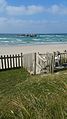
left=21, top=53, right=23, bottom=68
left=66, top=52, right=67, bottom=63
left=4, top=55, right=6, bottom=69
left=49, top=56, right=52, bottom=73
left=51, top=53, right=55, bottom=73
left=60, top=53, right=61, bottom=64
left=65, top=53, right=66, bottom=63
left=34, top=53, right=36, bottom=75
left=13, top=55, right=15, bottom=68
left=1, top=55, right=3, bottom=69
left=15, top=54, right=17, bottom=67
left=10, top=55, right=12, bottom=68
left=7, top=55, right=9, bottom=69
left=18, top=54, right=20, bottom=67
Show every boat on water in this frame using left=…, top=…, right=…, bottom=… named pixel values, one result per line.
left=17, top=34, right=37, bottom=37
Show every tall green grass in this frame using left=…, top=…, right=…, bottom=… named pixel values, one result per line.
left=0, top=68, right=67, bottom=119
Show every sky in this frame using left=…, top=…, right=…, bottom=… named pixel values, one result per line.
left=0, top=0, right=67, bottom=33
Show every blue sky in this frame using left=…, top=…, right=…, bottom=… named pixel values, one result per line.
left=0, top=0, right=67, bottom=33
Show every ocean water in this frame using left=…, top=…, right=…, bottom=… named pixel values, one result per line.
left=0, top=34, right=67, bottom=45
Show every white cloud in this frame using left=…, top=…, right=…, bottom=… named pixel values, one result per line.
left=6, top=5, right=44, bottom=15
left=0, top=17, right=48, bottom=33
left=47, top=4, right=67, bottom=15
left=0, top=0, right=67, bottom=33
left=0, top=0, right=7, bottom=12
left=0, top=17, right=67, bottom=33
left=5, top=4, right=67, bottom=16
left=0, top=0, right=44, bottom=15
left=0, top=0, right=67, bottom=16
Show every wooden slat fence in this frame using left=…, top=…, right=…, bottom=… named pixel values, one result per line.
left=37, top=51, right=67, bottom=74
left=0, top=51, right=67, bottom=74
left=23, top=53, right=36, bottom=74
left=53, top=51, right=67, bottom=66
left=60, top=52, right=67, bottom=64
left=0, top=52, right=37, bottom=74
left=0, top=53, right=23, bottom=70
left=37, top=52, right=53, bottom=74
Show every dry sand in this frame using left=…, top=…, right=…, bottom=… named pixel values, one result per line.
left=0, top=44, right=67, bottom=55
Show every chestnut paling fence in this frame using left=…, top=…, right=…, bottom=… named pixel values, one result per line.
left=0, top=53, right=36, bottom=74
left=0, top=53, right=23, bottom=69
left=37, top=51, right=67, bottom=73
left=0, top=51, right=67, bottom=74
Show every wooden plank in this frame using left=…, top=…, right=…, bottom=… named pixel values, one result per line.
left=65, top=53, right=67, bottom=63
left=49, top=58, right=52, bottom=73
left=4, top=55, right=6, bottom=69
left=21, top=53, right=23, bottom=68
left=60, top=53, right=61, bottom=64
left=13, top=55, right=15, bottom=68
left=66, top=53, right=67, bottom=62
left=49, top=54, right=52, bottom=73
left=51, top=55, right=54, bottom=73
left=10, top=55, right=12, bottom=68
left=60, top=54, right=62, bottom=64
left=34, top=53, right=36, bottom=75
left=18, top=54, right=20, bottom=67
left=15, top=54, right=17, bottom=67
left=7, top=55, right=9, bottom=68
left=1, top=55, right=4, bottom=69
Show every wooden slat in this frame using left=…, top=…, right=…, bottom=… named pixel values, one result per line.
left=15, top=54, right=17, bottom=67
left=65, top=54, right=66, bottom=63
left=10, top=55, right=12, bottom=68
left=18, top=54, right=20, bottom=67
left=21, top=53, right=23, bottom=68
left=34, top=53, right=36, bottom=75
left=51, top=55, right=54, bottom=73
left=1, top=55, right=4, bottom=69
left=7, top=55, right=9, bottom=68
left=66, top=53, right=67, bottom=62
left=60, top=53, right=61, bottom=64
left=13, top=55, right=15, bottom=68
left=4, top=55, right=6, bottom=69
left=49, top=58, right=52, bottom=73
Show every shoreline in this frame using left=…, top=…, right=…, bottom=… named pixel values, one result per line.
left=0, top=44, right=67, bottom=55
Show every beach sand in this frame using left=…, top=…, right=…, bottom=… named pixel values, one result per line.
left=0, top=44, right=67, bottom=55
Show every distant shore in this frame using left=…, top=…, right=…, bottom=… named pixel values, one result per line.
left=0, top=44, right=67, bottom=55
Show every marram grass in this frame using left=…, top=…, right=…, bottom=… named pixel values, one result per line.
left=0, top=68, right=67, bottom=119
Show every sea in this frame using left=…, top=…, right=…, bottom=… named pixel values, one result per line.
left=0, top=34, right=67, bottom=46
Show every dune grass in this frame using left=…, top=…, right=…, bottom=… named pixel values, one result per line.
left=0, top=68, right=67, bottom=119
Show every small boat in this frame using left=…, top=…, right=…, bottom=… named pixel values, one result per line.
left=17, top=34, right=37, bottom=37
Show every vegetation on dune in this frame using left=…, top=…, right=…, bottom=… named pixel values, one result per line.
left=0, top=68, right=67, bottom=119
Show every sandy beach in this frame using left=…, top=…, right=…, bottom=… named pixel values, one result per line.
left=0, top=44, right=67, bottom=55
